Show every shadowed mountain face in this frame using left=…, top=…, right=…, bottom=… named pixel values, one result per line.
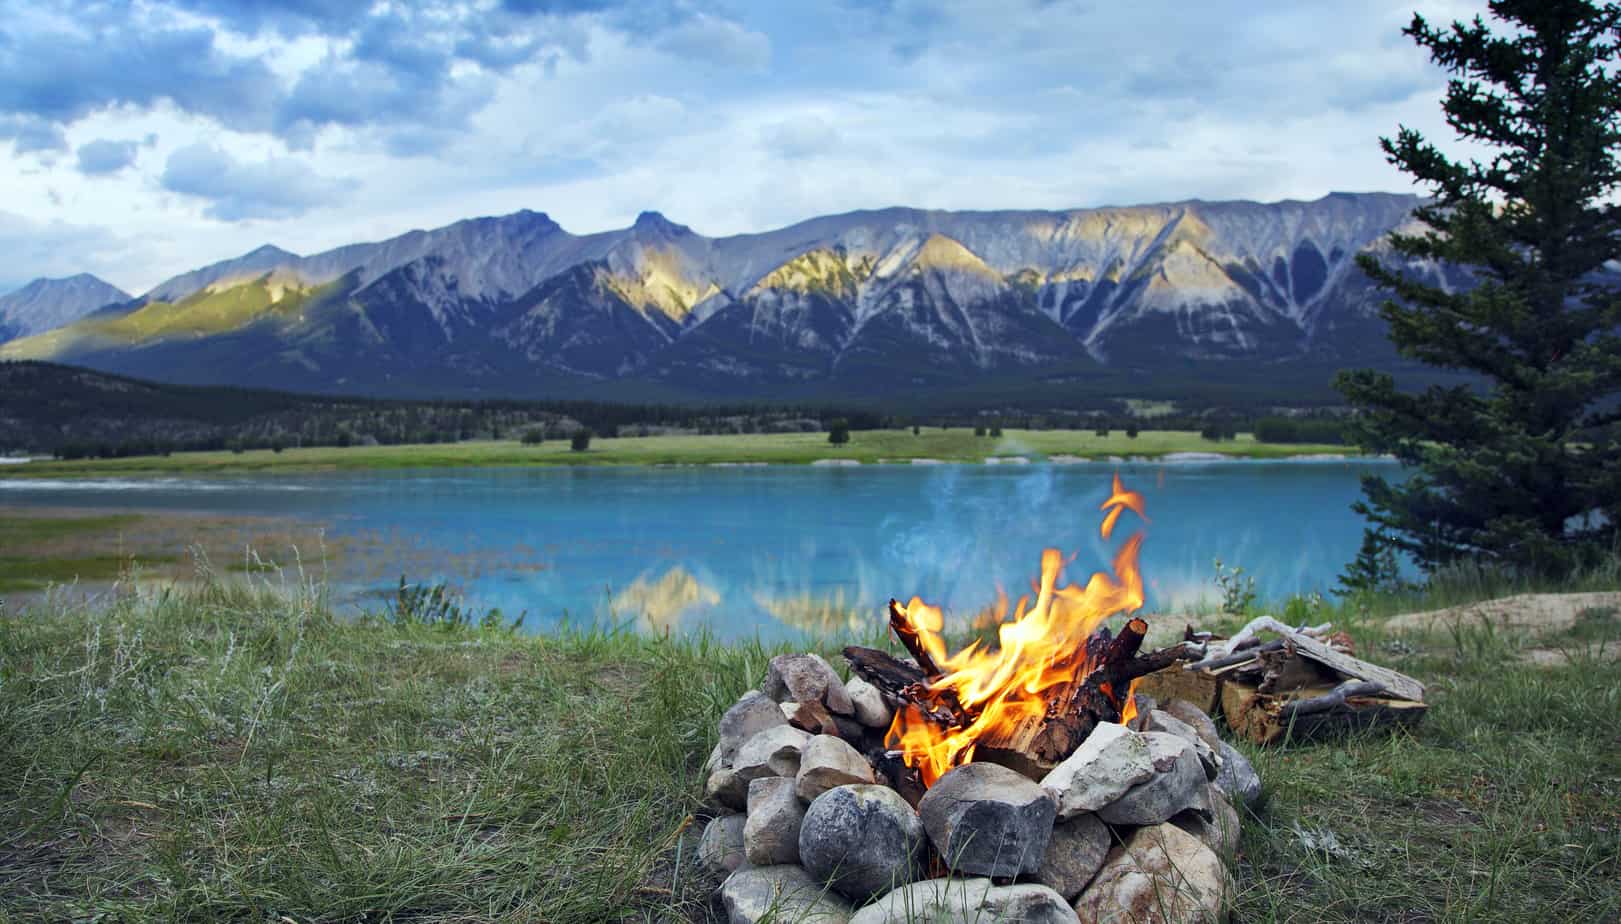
left=0, top=193, right=1438, bottom=400
left=0, top=274, right=131, bottom=343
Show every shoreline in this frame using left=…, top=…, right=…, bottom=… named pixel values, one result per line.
left=0, top=429, right=1384, bottom=479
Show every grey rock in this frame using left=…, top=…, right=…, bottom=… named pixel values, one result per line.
left=851, top=878, right=1079, bottom=924
left=733, top=725, right=812, bottom=782
left=1214, top=741, right=1262, bottom=809
left=699, top=814, right=748, bottom=876
left=744, top=777, right=806, bottom=866
left=1174, top=785, right=1241, bottom=858
left=764, top=653, right=855, bottom=716
left=1162, top=699, right=1224, bottom=755
left=1097, top=732, right=1208, bottom=826
left=796, top=735, right=876, bottom=802
left=919, top=761, right=1056, bottom=878
left=1033, top=812, right=1112, bottom=902
left=799, top=784, right=926, bottom=902
left=1146, top=709, right=1220, bottom=780
left=845, top=675, right=894, bottom=729
left=719, top=864, right=853, bottom=924
left=1041, top=722, right=1156, bottom=819
left=718, top=691, right=789, bottom=760
left=1073, top=822, right=1228, bottom=924
left=706, top=765, right=750, bottom=812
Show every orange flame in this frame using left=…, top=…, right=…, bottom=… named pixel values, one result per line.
left=887, top=476, right=1149, bottom=785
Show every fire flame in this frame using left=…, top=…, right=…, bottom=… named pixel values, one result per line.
left=888, top=474, right=1148, bottom=785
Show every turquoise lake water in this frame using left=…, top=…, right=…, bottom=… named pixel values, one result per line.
left=0, top=460, right=1400, bottom=640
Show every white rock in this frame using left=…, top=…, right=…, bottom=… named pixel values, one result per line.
left=744, top=777, right=805, bottom=866
left=1041, top=722, right=1156, bottom=819
left=1097, top=732, right=1208, bottom=826
left=719, top=864, right=853, bottom=924
left=1073, top=822, right=1229, bottom=924
left=845, top=675, right=893, bottom=729
left=717, top=691, right=789, bottom=761
left=732, top=725, right=811, bottom=782
left=1147, top=709, right=1220, bottom=780
left=851, top=878, right=1079, bottom=924
left=796, top=734, right=876, bottom=801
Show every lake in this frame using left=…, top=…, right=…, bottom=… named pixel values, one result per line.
left=0, top=460, right=1399, bottom=640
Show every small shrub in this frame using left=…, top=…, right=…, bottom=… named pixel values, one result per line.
left=1126, top=425, right=1139, bottom=438
left=973, top=426, right=987, bottom=437
left=1095, top=426, right=1111, bottom=437
left=828, top=419, right=851, bottom=445
left=1213, top=558, right=1258, bottom=616
left=571, top=429, right=593, bottom=452
left=522, top=428, right=545, bottom=446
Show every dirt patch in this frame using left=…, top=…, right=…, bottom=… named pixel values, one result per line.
left=1386, top=592, right=1621, bottom=635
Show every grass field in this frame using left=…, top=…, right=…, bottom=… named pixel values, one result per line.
left=1, top=564, right=1616, bottom=922
left=0, top=429, right=1354, bottom=478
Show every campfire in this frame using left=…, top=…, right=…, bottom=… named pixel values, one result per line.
left=847, top=475, right=1184, bottom=789
left=696, top=475, right=1422, bottom=923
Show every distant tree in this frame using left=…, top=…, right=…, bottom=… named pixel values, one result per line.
left=912, top=424, right=921, bottom=436
left=522, top=428, right=545, bottom=446
left=1336, top=0, right=1621, bottom=576
left=1126, top=425, right=1140, bottom=439
left=1200, top=421, right=1237, bottom=442
left=973, top=425, right=987, bottom=437
left=1094, top=425, right=1111, bottom=438
left=989, top=425, right=1003, bottom=438
left=571, top=429, right=593, bottom=452
left=828, top=418, right=851, bottom=445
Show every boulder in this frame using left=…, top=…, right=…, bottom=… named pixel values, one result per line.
left=1162, top=699, right=1224, bottom=754
left=1041, top=722, right=1156, bottom=819
left=705, top=765, right=749, bottom=812
left=799, top=784, right=927, bottom=902
left=851, top=878, right=1079, bottom=924
left=764, top=653, right=855, bottom=716
left=1032, top=812, right=1112, bottom=902
left=919, top=761, right=1056, bottom=877
left=1174, top=785, right=1241, bottom=858
left=1097, top=732, right=1208, bottom=826
left=699, top=814, right=748, bottom=877
left=1073, top=822, right=1228, bottom=924
left=846, top=675, right=894, bottom=730
left=718, top=864, right=853, bottom=924
left=1146, top=709, right=1220, bottom=780
left=744, top=777, right=806, bottom=866
left=733, top=725, right=812, bottom=782
left=796, top=735, right=876, bottom=801
left=1214, top=741, right=1262, bottom=809
left=718, top=691, right=789, bottom=760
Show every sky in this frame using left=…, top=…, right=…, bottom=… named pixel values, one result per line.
left=0, top=0, right=1491, bottom=296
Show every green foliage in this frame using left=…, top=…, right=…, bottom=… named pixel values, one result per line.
left=989, top=424, right=1003, bottom=438
left=1213, top=558, right=1258, bottom=616
left=1200, top=419, right=1238, bottom=441
left=1336, top=1, right=1621, bottom=577
left=973, top=425, right=987, bottom=437
left=827, top=417, right=851, bottom=445
left=386, top=576, right=518, bottom=630
left=521, top=428, right=545, bottom=446
left=1126, top=425, right=1139, bottom=438
left=1094, top=425, right=1111, bottom=437
left=570, top=429, right=593, bottom=452
left=1253, top=415, right=1347, bottom=444
left=1338, top=529, right=1413, bottom=597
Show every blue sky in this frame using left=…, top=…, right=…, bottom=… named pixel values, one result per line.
left=0, top=0, right=1487, bottom=295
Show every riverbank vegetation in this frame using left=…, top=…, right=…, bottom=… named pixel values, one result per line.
left=1, top=559, right=1616, bottom=922
left=0, top=428, right=1356, bottom=478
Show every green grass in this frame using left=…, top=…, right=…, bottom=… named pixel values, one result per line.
left=2, top=568, right=1614, bottom=922
left=0, top=429, right=1354, bottom=478
left=0, top=514, right=155, bottom=592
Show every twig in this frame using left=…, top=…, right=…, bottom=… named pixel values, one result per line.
left=1277, top=680, right=1386, bottom=720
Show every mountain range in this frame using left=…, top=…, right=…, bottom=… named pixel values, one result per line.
left=0, top=274, right=130, bottom=343
left=0, top=192, right=1449, bottom=405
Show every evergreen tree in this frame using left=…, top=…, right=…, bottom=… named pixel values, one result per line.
left=1337, top=1, right=1621, bottom=576
left=827, top=418, right=851, bottom=445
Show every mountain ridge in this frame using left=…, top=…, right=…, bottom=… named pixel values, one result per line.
left=0, top=274, right=132, bottom=344
left=1, top=192, right=1436, bottom=403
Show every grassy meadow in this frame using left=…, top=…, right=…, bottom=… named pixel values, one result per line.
left=0, top=428, right=1352, bottom=478
left=0, top=561, right=1616, bottom=922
